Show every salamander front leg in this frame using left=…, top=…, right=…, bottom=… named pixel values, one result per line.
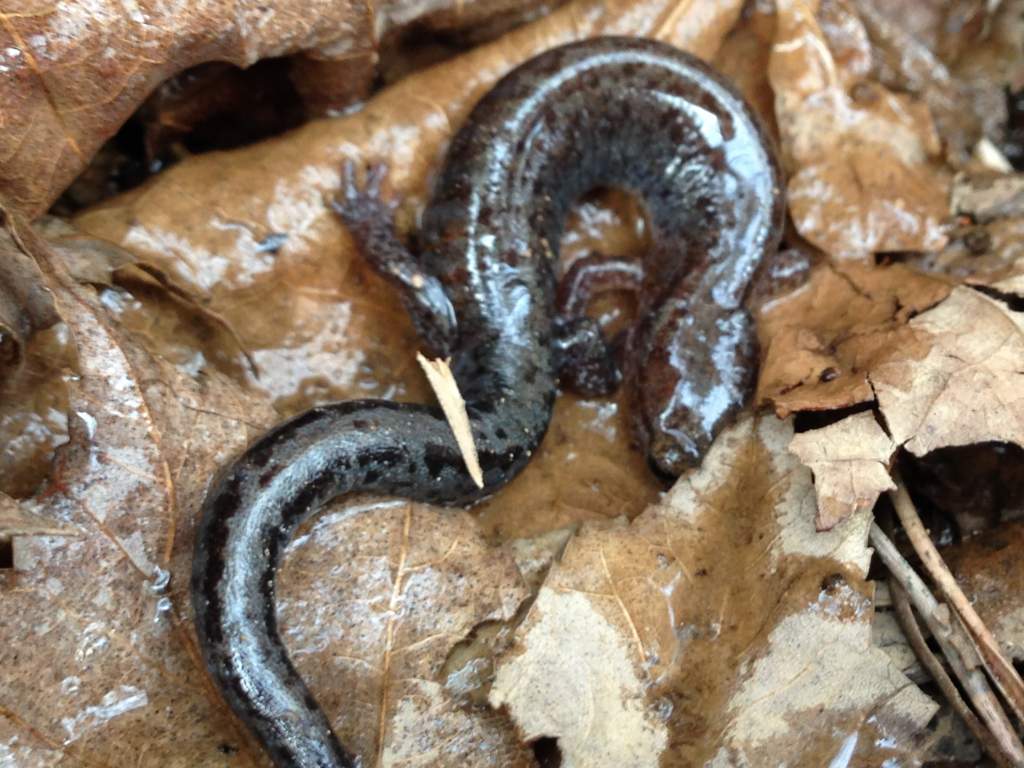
left=330, top=160, right=458, bottom=357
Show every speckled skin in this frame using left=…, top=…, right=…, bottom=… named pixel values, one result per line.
left=192, top=37, right=783, bottom=768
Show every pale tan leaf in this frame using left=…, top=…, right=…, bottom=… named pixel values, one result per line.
left=491, top=415, right=936, bottom=766
left=872, top=286, right=1024, bottom=455
left=0, top=492, right=77, bottom=539
left=789, top=411, right=896, bottom=530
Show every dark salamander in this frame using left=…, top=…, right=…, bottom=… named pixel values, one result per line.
left=192, top=36, right=783, bottom=768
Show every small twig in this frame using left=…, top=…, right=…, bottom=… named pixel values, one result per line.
left=870, top=524, right=1024, bottom=765
left=888, top=578, right=1008, bottom=766
left=889, top=474, right=1024, bottom=725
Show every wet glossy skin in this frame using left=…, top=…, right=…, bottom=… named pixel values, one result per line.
left=192, top=37, right=783, bottom=768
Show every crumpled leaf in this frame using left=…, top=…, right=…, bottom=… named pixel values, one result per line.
left=768, top=0, right=951, bottom=258
left=789, top=410, right=895, bottom=530
left=756, top=261, right=951, bottom=416
left=872, top=285, right=1024, bottom=455
left=787, top=282, right=1024, bottom=529
left=490, top=415, right=937, bottom=766
left=0, top=0, right=553, bottom=218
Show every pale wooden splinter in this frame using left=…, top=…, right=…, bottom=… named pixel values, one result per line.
left=416, top=353, right=484, bottom=489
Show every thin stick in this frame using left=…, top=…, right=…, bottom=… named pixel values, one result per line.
left=889, top=475, right=1024, bottom=724
left=870, top=524, right=1024, bottom=765
left=888, top=578, right=1009, bottom=767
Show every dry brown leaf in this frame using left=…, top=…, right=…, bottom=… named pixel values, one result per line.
left=872, top=285, right=1024, bottom=455
left=788, top=410, right=895, bottom=530
left=756, top=261, right=951, bottom=416
left=0, top=0, right=558, bottom=218
left=768, top=0, right=951, bottom=258
left=490, top=415, right=937, bottom=766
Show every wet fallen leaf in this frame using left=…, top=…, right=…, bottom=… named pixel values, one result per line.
left=490, top=415, right=937, bottom=766
left=0, top=239, right=274, bottom=764
left=0, top=0, right=557, bottom=218
left=768, top=0, right=951, bottom=259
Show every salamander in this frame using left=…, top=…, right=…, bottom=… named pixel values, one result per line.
left=192, top=36, right=784, bottom=767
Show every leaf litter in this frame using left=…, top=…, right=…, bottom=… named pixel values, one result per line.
left=2, top=0, right=1024, bottom=765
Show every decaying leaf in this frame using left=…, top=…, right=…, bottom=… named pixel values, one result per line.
left=944, top=522, right=1024, bottom=663
left=768, top=0, right=951, bottom=258
left=490, top=416, right=937, bottom=766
